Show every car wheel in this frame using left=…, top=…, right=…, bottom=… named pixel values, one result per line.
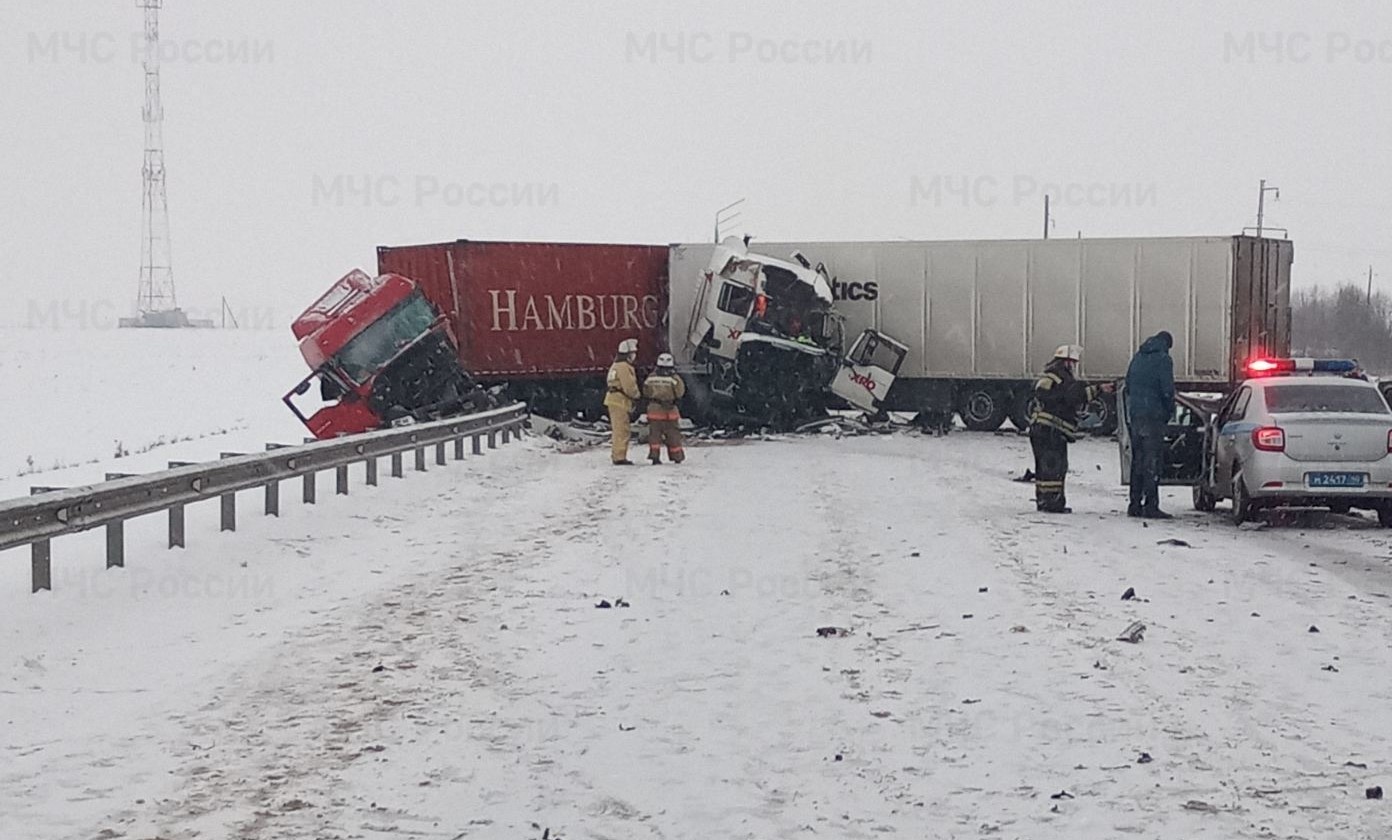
left=1192, top=482, right=1217, bottom=512
left=1230, top=472, right=1253, bottom=526
left=1008, top=389, right=1037, bottom=433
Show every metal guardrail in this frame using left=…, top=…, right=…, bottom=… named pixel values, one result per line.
left=0, top=403, right=529, bottom=593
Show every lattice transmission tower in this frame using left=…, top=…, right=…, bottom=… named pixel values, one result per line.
left=133, top=0, right=178, bottom=320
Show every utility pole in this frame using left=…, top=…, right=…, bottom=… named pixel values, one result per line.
left=1242, top=179, right=1285, bottom=240
left=714, top=198, right=745, bottom=243
left=1043, top=194, right=1050, bottom=239
left=1255, top=179, right=1279, bottom=239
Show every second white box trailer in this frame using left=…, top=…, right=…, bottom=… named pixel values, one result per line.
left=670, top=235, right=1292, bottom=432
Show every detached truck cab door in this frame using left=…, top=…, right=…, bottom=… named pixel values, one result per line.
left=831, top=330, right=909, bottom=413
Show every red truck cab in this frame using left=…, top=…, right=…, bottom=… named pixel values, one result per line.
left=285, top=270, right=488, bottom=438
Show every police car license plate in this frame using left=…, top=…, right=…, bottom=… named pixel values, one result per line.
left=1307, top=472, right=1365, bottom=488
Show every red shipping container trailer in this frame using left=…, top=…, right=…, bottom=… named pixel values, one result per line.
left=377, top=240, right=670, bottom=417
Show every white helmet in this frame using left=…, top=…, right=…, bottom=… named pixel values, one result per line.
left=618, top=338, right=638, bottom=355
left=656, top=352, right=675, bottom=367
left=1053, top=344, right=1083, bottom=362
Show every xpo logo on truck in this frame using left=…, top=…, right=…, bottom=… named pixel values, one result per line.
left=830, top=279, right=879, bottom=302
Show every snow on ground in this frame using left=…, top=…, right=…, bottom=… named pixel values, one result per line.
left=0, top=326, right=305, bottom=500
left=3, top=428, right=1392, bottom=840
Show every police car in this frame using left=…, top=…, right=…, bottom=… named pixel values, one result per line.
left=1119, top=359, right=1392, bottom=525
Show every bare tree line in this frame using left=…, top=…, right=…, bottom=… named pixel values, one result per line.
left=1291, top=283, right=1392, bottom=374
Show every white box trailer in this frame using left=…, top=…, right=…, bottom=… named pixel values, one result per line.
left=670, top=235, right=1292, bottom=432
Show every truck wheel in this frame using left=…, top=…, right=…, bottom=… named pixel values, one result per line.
left=1192, top=482, right=1216, bottom=512
left=1009, top=389, right=1037, bottom=432
left=958, top=386, right=1008, bottom=432
left=1084, top=392, right=1118, bottom=436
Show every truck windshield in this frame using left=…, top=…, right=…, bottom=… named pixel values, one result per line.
left=1264, top=383, right=1390, bottom=414
left=334, top=294, right=437, bottom=384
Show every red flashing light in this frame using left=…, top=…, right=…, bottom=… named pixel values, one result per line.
left=1253, top=426, right=1286, bottom=452
left=1247, top=358, right=1291, bottom=375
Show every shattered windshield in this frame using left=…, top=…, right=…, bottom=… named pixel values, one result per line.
left=334, top=293, right=437, bottom=384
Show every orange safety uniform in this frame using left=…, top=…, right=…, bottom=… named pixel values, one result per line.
left=642, top=370, right=686, bottom=464
left=604, top=358, right=640, bottom=464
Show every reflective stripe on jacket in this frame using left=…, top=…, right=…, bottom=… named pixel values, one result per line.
left=643, top=372, right=686, bottom=419
left=1029, top=366, right=1100, bottom=443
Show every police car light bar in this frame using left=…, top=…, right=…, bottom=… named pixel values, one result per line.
left=1246, top=358, right=1357, bottom=376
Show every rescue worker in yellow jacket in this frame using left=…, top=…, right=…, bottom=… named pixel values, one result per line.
left=604, top=339, right=641, bottom=465
left=1029, top=344, right=1115, bottom=513
left=642, top=353, right=686, bottom=464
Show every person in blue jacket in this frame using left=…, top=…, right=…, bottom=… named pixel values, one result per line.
left=1124, top=331, right=1176, bottom=519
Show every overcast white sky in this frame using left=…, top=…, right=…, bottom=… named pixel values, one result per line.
left=2, top=0, right=1389, bottom=327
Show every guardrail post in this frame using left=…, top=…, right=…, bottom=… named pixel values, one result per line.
left=303, top=473, right=316, bottom=504
left=415, top=447, right=427, bottom=472
left=28, top=487, right=61, bottom=593
left=391, top=453, right=403, bottom=478
left=435, top=442, right=447, bottom=466
left=221, top=493, right=236, bottom=532
left=265, top=444, right=297, bottom=516
left=106, top=520, right=125, bottom=569
left=366, top=457, right=378, bottom=486
left=453, top=437, right=465, bottom=460
left=167, top=463, right=195, bottom=548
left=472, top=434, right=483, bottom=455
left=219, top=453, right=244, bottom=531
left=100, top=472, right=133, bottom=568
left=488, top=430, right=498, bottom=449
left=336, top=465, right=349, bottom=495
left=169, top=504, right=186, bottom=548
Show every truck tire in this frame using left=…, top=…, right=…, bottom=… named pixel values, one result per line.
left=1009, top=388, right=1037, bottom=432
left=1085, top=391, right=1119, bottom=437
left=958, top=386, right=1009, bottom=432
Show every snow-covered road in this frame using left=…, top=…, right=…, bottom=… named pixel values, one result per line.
left=4, top=431, right=1392, bottom=839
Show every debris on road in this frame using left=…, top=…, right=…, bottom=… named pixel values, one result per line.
left=1121, top=587, right=1137, bottom=601
left=1182, top=800, right=1219, bottom=813
left=1050, top=790, right=1075, bottom=800
left=1156, top=538, right=1191, bottom=548
left=595, top=597, right=630, bottom=609
left=1117, top=621, right=1146, bottom=643
left=1137, top=752, right=1154, bottom=764
left=1323, top=664, right=1340, bottom=672
left=1368, top=786, right=1384, bottom=800
left=894, top=623, right=940, bottom=634
left=1013, top=469, right=1035, bottom=483
left=1010, top=625, right=1029, bottom=634
left=817, top=626, right=852, bottom=638
left=1308, top=625, right=1320, bottom=633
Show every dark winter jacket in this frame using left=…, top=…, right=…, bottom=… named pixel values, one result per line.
left=1030, top=359, right=1101, bottom=442
left=1124, top=332, right=1175, bottom=425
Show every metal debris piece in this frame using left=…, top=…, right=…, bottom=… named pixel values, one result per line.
left=1117, top=621, right=1146, bottom=643
left=817, top=626, right=851, bottom=638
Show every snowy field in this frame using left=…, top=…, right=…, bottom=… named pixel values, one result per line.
left=4, top=420, right=1392, bottom=838
left=0, top=326, right=306, bottom=501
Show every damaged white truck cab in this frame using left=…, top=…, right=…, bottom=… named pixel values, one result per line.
left=684, top=237, right=906, bottom=425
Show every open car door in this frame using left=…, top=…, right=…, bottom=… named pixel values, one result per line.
left=831, top=330, right=909, bottom=413
left=1116, top=384, right=1214, bottom=486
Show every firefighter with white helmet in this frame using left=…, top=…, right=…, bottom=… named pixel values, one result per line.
left=1028, top=344, right=1114, bottom=512
left=604, top=338, right=642, bottom=465
left=642, top=352, right=686, bottom=464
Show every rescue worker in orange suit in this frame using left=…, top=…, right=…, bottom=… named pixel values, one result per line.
left=642, top=353, right=686, bottom=464
left=1029, top=344, right=1115, bottom=513
left=604, top=338, right=641, bottom=465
